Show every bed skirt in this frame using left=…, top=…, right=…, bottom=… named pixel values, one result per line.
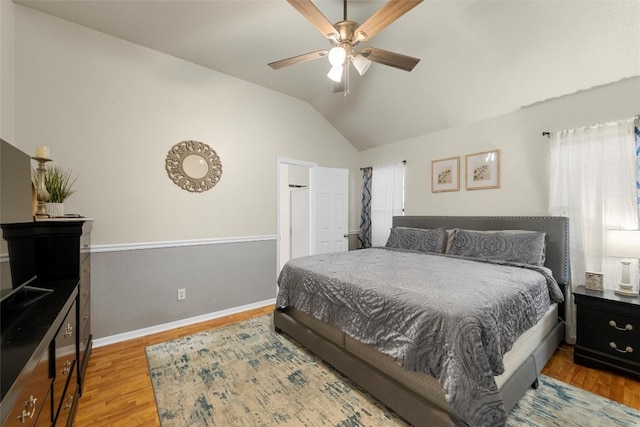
left=273, top=307, right=564, bottom=427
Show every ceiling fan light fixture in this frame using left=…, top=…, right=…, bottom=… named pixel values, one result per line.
left=327, top=65, right=343, bottom=82
left=352, top=54, right=372, bottom=76
left=328, top=46, right=347, bottom=66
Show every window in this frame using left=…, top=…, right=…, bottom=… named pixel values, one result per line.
left=370, top=162, right=405, bottom=247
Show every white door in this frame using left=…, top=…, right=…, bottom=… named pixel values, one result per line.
left=314, top=167, right=349, bottom=254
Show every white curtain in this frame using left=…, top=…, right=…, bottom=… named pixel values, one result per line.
left=549, top=117, right=637, bottom=343
left=371, top=162, right=404, bottom=246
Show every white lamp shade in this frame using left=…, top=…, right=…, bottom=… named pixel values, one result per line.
left=328, top=46, right=346, bottom=67
left=605, top=229, right=640, bottom=258
left=352, top=54, right=372, bottom=76
left=327, top=65, right=343, bottom=83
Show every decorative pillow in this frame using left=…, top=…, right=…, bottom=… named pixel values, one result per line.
left=445, top=229, right=544, bottom=254
left=449, top=229, right=546, bottom=266
left=385, top=227, right=447, bottom=253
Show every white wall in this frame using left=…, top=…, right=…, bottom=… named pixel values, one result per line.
left=11, top=5, right=360, bottom=245
left=5, top=5, right=362, bottom=340
left=12, top=5, right=637, bottom=244
left=6, top=4, right=639, bottom=340
left=361, top=77, right=640, bottom=216
left=0, top=0, right=15, bottom=142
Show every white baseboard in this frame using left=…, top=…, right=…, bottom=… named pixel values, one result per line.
left=92, top=298, right=276, bottom=348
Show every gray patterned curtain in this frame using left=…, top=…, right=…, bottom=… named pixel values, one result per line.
left=359, top=167, right=373, bottom=248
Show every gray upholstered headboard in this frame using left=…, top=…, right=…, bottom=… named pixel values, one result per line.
left=392, top=216, right=569, bottom=286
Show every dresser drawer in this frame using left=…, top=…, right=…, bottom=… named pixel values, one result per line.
left=52, top=302, right=77, bottom=420
left=79, top=233, right=90, bottom=264
left=53, top=367, right=77, bottom=427
left=78, top=259, right=91, bottom=300
left=51, top=359, right=75, bottom=427
left=32, top=389, right=52, bottom=427
left=79, top=309, right=90, bottom=357
left=578, top=307, right=639, bottom=363
left=3, top=350, right=51, bottom=427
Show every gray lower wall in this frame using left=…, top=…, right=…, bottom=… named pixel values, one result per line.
left=91, top=239, right=277, bottom=339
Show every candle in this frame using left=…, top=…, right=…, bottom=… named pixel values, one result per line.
left=35, top=145, right=50, bottom=159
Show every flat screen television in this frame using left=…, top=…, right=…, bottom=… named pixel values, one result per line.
left=0, top=274, right=37, bottom=301
left=0, top=275, right=51, bottom=305
left=1, top=139, right=39, bottom=300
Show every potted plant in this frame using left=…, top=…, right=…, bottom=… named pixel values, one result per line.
left=32, top=165, right=78, bottom=217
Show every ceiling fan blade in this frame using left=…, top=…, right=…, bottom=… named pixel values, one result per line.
left=354, top=0, right=423, bottom=42
left=268, top=50, right=329, bottom=70
left=360, top=47, right=420, bottom=72
left=287, top=0, right=339, bottom=39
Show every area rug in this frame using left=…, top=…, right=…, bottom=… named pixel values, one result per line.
left=146, top=314, right=640, bottom=427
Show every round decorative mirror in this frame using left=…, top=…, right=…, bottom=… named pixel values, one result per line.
left=182, top=154, right=209, bottom=179
left=165, top=140, right=222, bottom=192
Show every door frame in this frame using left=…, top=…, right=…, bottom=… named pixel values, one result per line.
left=276, top=157, right=316, bottom=278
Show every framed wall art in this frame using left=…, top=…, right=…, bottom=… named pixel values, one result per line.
left=465, top=149, right=500, bottom=190
left=431, top=156, right=460, bottom=193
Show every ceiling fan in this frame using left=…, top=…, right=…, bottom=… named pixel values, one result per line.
left=268, top=0, right=423, bottom=95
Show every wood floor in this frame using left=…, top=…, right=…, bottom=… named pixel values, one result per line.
left=73, top=305, right=640, bottom=426
left=541, top=343, right=640, bottom=410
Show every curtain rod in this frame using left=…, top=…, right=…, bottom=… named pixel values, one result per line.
left=542, top=116, right=638, bottom=139
left=360, top=160, right=406, bottom=171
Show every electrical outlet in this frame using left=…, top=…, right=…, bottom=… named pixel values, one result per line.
left=177, top=288, right=186, bottom=301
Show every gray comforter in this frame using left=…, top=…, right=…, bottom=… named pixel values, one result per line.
left=275, top=248, right=564, bottom=426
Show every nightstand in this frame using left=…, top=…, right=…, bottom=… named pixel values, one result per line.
left=573, top=286, right=639, bottom=379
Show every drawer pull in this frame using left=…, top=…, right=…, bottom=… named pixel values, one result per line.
left=62, top=360, right=72, bottom=375
left=84, top=313, right=90, bottom=321
left=64, top=394, right=74, bottom=410
left=609, top=342, right=633, bottom=353
left=17, top=395, right=37, bottom=422
left=82, top=243, right=89, bottom=248
left=609, top=320, right=633, bottom=331
left=63, top=323, right=74, bottom=338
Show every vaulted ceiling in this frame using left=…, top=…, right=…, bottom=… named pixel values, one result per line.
left=15, top=0, right=640, bottom=150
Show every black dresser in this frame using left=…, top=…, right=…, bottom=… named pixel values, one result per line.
left=1, top=220, right=93, bottom=426
left=574, top=285, right=639, bottom=379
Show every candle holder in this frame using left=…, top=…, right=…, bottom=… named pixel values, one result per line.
left=32, top=156, right=52, bottom=218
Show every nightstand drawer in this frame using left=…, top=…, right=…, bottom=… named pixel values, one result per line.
left=578, top=307, right=639, bottom=363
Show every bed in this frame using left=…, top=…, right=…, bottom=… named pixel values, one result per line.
left=274, top=216, right=569, bottom=427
